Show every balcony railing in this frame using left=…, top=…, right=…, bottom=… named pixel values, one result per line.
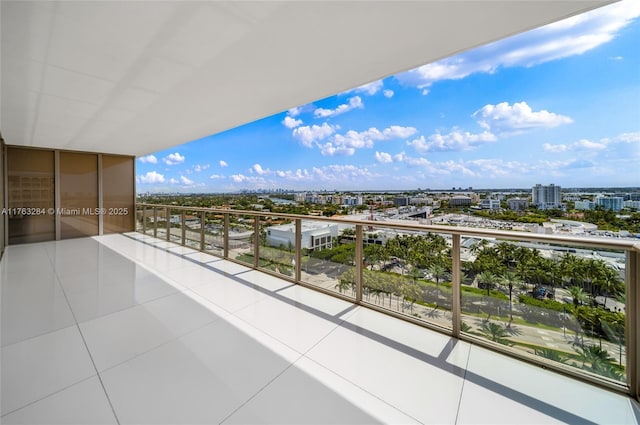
left=135, top=203, right=640, bottom=400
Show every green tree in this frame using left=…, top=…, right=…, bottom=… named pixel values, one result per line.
left=480, top=322, right=515, bottom=346
left=477, top=271, right=497, bottom=296
left=500, top=270, right=520, bottom=325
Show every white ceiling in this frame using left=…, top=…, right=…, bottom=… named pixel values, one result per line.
left=1, top=1, right=614, bottom=156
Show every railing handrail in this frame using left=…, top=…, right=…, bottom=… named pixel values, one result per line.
left=137, top=202, right=640, bottom=252
left=135, top=201, right=640, bottom=399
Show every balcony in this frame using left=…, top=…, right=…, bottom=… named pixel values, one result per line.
left=1, top=205, right=639, bottom=424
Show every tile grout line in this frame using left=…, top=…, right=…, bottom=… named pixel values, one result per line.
left=297, top=306, right=425, bottom=424
left=302, top=355, right=425, bottom=425
left=216, top=291, right=360, bottom=423
left=0, top=375, right=97, bottom=418
left=453, top=343, right=473, bottom=425
left=86, top=305, right=227, bottom=376
left=217, top=352, right=305, bottom=424
left=51, top=248, right=122, bottom=425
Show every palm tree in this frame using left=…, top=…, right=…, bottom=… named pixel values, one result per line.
left=573, top=344, right=623, bottom=380
left=401, top=283, right=422, bottom=312
left=469, top=239, right=489, bottom=256
left=427, top=259, right=447, bottom=301
left=595, top=267, right=623, bottom=307
left=480, top=322, right=514, bottom=346
left=334, top=279, right=351, bottom=294
left=567, top=285, right=589, bottom=307
left=534, top=347, right=568, bottom=364
left=560, top=253, right=584, bottom=288
left=500, top=270, right=520, bottom=325
left=364, top=243, right=385, bottom=270
left=460, top=321, right=472, bottom=333
left=477, top=271, right=496, bottom=296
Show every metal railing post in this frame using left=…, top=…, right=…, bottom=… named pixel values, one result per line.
left=141, top=206, right=146, bottom=234
left=452, top=234, right=461, bottom=338
left=627, top=249, right=639, bottom=400
left=153, top=207, right=157, bottom=238
left=253, top=216, right=260, bottom=268
left=355, top=224, right=363, bottom=303
left=200, top=211, right=205, bottom=251
left=295, top=219, right=301, bottom=283
left=181, top=210, right=186, bottom=246
left=223, top=213, right=229, bottom=259
left=165, top=207, right=170, bottom=241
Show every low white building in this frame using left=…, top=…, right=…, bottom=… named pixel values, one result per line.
left=575, top=200, right=596, bottom=210
left=266, top=222, right=339, bottom=251
left=480, top=199, right=501, bottom=210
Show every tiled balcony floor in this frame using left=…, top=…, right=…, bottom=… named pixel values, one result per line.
left=1, top=233, right=639, bottom=424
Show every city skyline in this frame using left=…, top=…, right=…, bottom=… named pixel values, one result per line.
left=136, top=1, right=640, bottom=193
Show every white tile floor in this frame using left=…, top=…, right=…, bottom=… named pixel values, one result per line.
left=1, top=234, right=639, bottom=424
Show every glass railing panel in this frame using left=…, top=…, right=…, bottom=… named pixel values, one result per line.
left=153, top=208, right=169, bottom=240
left=361, top=227, right=453, bottom=330
left=299, top=219, right=355, bottom=299
left=135, top=205, right=144, bottom=233
left=228, top=213, right=255, bottom=266
left=258, top=215, right=295, bottom=279
left=182, top=209, right=202, bottom=249
left=165, top=208, right=182, bottom=243
left=460, top=237, right=627, bottom=383
left=203, top=211, right=224, bottom=257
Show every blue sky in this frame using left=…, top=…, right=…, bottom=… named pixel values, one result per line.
left=137, top=1, right=640, bottom=193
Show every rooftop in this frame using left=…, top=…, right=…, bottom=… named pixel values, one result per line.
left=2, top=234, right=638, bottom=423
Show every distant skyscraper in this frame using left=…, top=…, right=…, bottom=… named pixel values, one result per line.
left=595, top=196, right=623, bottom=212
left=532, top=184, right=562, bottom=210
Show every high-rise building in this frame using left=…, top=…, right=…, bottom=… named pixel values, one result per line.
left=532, top=184, right=562, bottom=210
left=596, top=196, right=624, bottom=212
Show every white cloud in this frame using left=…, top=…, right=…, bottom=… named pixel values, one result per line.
left=180, top=176, right=194, bottom=185
left=219, top=160, right=228, bottom=168
left=229, top=174, right=266, bottom=185
left=375, top=151, right=393, bottom=163
left=252, top=163, right=272, bottom=175
left=318, top=142, right=355, bottom=156
left=346, top=80, right=383, bottom=96
left=193, top=164, right=210, bottom=172
left=328, top=126, right=417, bottom=155
left=395, top=1, right=640, bottom=91
left=138, top=171, right=165, bottom=184
left=288, top=106, right=302, bottom=117
left=473, top=101, right=572, bottom=132
left=292, top=123, right=337, bottom=147
left=617, top=131, right=640, bottom=143
left=322, top=125, right=418, bottom=156
left=138, top=154, right=157, bottom=164
left=542, top=143, right=569, bottom=153
left=314, top=96, right=363, bottom=118
left=271, top=164, right=374, bottom=185
left=210, top=174, right=225, bottom=179
left=544, top=132, right=640, bottom=153
left=409, top=130, right=497, bottom=153
left=393, top=152, right=431, bottom=167
left=282, top=116, right=303, bottom=129
left=163, top=152, right=185, bottom=165
left=169, top=178, right=179, bottom=184
left=573, top=139, right=608, bottom=150
left=383, top=89, right=394, bottom=98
